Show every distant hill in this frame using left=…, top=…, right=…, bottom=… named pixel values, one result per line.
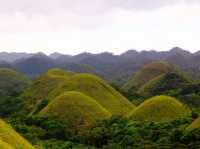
left=139, top=71, right=192, bottom=97
left=1, top=47, right=200, bottom=83
left=129, top=95, right=191, bottom=122
left=0, top=119, right=35, bottom=149
left=0, top=52, right=33, bottom=62
left=122, top=61, right=177, bottom=92
left=13, top=53, right=55, bottom=77
left=40, top=91, right=111, bottom=133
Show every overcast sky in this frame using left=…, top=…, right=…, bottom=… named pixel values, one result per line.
left=0, top=0, right=200, bottom=54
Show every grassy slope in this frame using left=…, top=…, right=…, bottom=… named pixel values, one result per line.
left=0, top=119, right=35, bottom=149
left=40, top=91, right=111, bottom=132
left=20, top=68, right=74, bottom=112
left=122, top=61, right=177, bottom=91
left=139, top=72, right=192, bottom=97
left=0, top=140, right=14, bottom=149
left=0, top=68, right=30, bottom=95
left=187, top=117, right=200, bottom=131
left=129, top=95, right=191, bottom=122
left=48, top=73, right=135, bottom=115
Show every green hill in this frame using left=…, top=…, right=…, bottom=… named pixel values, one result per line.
left=129, top=95, right=190, bottom=122
left=187, top=117, right=200, bottom=131
left=0, top=68, right=30, bottom=95
left=40, top=91, right=111, bottom=133
left=0, top=68, right=31, bottom=116
left=122, top=61, right=178, bottom=92
left=139, top=72, right=192, bottom=97
left=22, top=69, right=134, bottom=115
left=20, top=68, right=74, bottom=113
left=0, top=119, right=35, bottom=149
left=48, top=73, right=135, bottom=115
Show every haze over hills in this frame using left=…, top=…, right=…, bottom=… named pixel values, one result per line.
left=1, top=47, right=200, bottom=84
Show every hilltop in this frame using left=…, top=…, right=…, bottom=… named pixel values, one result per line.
left=139, top=71, right=192, bottom=97
left=122, top=61, right=177, bottom=92
left=40, top=91, right=111, bottom=133
left=20, top=68, right=74, bottom=113
left=47, top=73, right=135, bottom=115
left=129, top=95, right=190, bottom=122
left=22, top=69, right=134, bottom=115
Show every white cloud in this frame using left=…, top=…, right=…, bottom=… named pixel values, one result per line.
left=0, top=1, right=200, bottom=54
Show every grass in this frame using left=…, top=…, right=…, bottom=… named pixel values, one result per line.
left=0, top=140, right=14, bottom=149
left=122, top=61, right=177, bottom=91
left=40, top=91, right=111, bottom=133
left=20, top=68, right=74, bottom=113
left=129, top=95, right=191, bottom=123
left=0, top=68, right=30, bottom=95
left=187, top=117, right=200, bottom=131
left=0, top=119, right=35, bottom=149
left=139, top=72, right=192, bottom=97
left=48, top=73, right=135, bottom=115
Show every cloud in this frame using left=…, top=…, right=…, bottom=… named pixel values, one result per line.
left=0, top=0, right=200, bottom=15
left=0, top=0, right=200, bottom=54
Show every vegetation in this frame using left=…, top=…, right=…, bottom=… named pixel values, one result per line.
left=0, top=140, right=14, bottom=149
left=20, top=68, right=74, bottom=113
left=0, top=119, right=35, bottom=149
left=187, top=117, right=200, bottom=131
left=1, top=59, right=200, bottom=148
left=129, top=95, right=191, bottom=122
left=139, top=72, right=192, bottom=97
left=40, top=91, right=111, bottom=133
left=0, top=68, right=31, bottom=116
left=122, top=61, right=177, bottom=91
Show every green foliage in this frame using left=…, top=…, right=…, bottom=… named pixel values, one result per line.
left=81, top=115, right=198, bottom=148
left=139, top=72, right=192, bottom=98
left=0, top=68, right=31, bottom=117
left=9, top=115, right=73, bottom=144
left=38, top=139, right=73, bottom=149
left=187, top=117, right=200, bottom=131
left=40, top=91, right=111, bottom=133
left=20, top=68, right=74, bottom=113
left=122, top=61, right=177, bottom=91
left=129, top=95, right=191, bottom=122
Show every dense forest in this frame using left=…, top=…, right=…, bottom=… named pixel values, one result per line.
left=1, top=49, right=200, bottom=148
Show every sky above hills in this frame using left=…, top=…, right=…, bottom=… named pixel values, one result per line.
left=0, top=0, right=200, bottom=54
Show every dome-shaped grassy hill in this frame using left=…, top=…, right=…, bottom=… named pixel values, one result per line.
left=139, top=72, right=192, bottom=97
left=48, top=73, right=135, bottom=115
left=187, top=117, right=200, bottom=131
left=0, top=119, right=35, bottom=149
left=0, top=68, right=30, bottom=95
left=122, top=61, right=178, bottom=91
left=40, top=91, right=111, bottom=133
left=0, top=68, right=31, bottom=116
left=20, top=68, right=74, bottom=113
left=129, top=95, right=190, bottom=122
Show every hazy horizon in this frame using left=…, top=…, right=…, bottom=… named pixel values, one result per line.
left=0, top=46, right=198, bottom=56
left=0, top=0, right=200, bottom=54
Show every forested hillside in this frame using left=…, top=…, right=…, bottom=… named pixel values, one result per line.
left=0, top=55, right=200, bottom=148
